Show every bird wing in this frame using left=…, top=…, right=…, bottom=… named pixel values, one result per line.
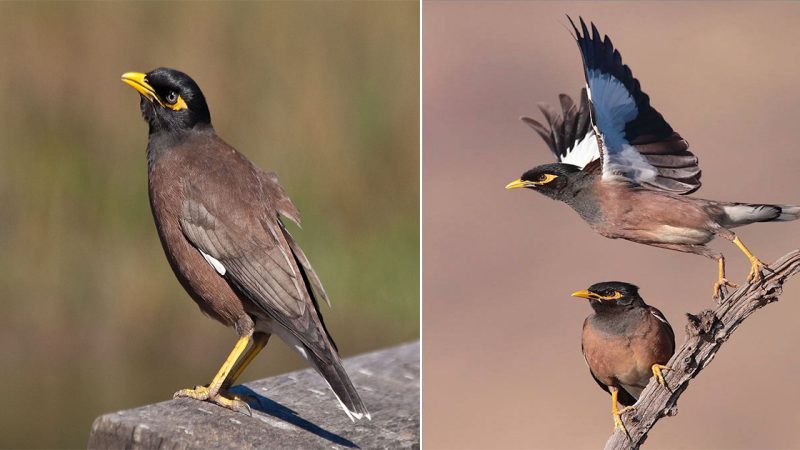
left=648, top=306, right=676, bottom=355
left=566, top=16, right=702, bottom=194
left=522, top=88, right=599, bottom=169
left=179, top=180, right=334, bottom=359
left=260, top=170, right=331, bottom=308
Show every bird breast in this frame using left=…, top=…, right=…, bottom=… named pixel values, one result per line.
left=583, top=311, right=672, bottom=393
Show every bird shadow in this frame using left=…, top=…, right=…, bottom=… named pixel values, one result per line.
left=229, top=385, right=359, bottom=449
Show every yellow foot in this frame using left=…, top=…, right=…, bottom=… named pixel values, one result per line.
left=747, top=258, right=767, bottom=283
left=613, top=406, right=635, bottom=435
left=174, top=386, right=252, bottom=415
left=712, top=278, right=738, bottom=300
left=651, top=364, right=671, bottom=386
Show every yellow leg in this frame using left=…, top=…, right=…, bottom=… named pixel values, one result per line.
left=713, top=256, right=738, bottom=300
left=732, top=236, right=766, bottom=282
left=611, top=387, right=633, bottom=436
left=174, top=334, right=252, bottom=414
left=222, top=333, right=270, bottom=390
left=651, top=364, right=671, bottom=386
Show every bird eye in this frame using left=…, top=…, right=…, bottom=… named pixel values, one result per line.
left=536, top=173, right=558, bottom=184
left=165, top=91, right=178, bottom=104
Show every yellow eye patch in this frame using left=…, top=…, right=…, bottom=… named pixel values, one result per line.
left=166, top=95, right=188, bottom=111
left=597, top=291, right=622, bottom=300
left=534, top=173, right=558, bottom=184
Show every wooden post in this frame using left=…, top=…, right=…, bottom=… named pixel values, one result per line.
left=88, top=341, right=420, bottom=449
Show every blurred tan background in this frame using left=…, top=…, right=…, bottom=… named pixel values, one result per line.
left=424, top=2, right=800, bottom=449
left=0, top=2, right=418, bottom=448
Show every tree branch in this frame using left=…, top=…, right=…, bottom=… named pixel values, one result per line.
left=604, top=250, right=800, bottom=450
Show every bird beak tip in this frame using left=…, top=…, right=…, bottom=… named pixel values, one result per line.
left=571, top=290, right=593, bottom=299
left=505, top=179, right=525, bottom=190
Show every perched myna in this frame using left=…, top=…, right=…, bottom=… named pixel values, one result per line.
left=506, top=17, right=799, bottom=299
left=572, top=282, right=674, bottom=434
left=121, top=68, right=369, bottom=421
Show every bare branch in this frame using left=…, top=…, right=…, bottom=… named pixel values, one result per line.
left=604, top=250, right=800, bottom=450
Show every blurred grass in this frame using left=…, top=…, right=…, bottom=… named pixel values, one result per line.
left=0, top=2, right=419, bottom=448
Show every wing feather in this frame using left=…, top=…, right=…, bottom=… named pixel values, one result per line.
left=567, top=15, right=702, bottom=194
left=522, top=88, right=599, bottom=169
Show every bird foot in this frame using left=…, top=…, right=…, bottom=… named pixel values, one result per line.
left=712, top=278, right=738, bottom=301
left=613, top=406, right=635, bottom=435
left=174, top=385, right=252, bottom=416
left=651, top=364, right=671, bottom=387
left=747, top=258, right=767, bottom=283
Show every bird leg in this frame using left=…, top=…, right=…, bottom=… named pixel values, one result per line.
left=713, top=256, right=738, bottom=301
left=174, top=334, right=253, bottom=415
left=651, top=364, right=671, bottom=387
left=610, top=387, right=632, bottom=437
left=222, top=332, right=270, bottom=390
left=731, top=236, right=767, bottom=283
left=218, top=333, right=271, bottom=405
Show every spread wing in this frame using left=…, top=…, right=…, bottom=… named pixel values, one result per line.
left=522, top=88, right=599, bottom=169
left=565, top=16, right=702, bottom=194
left=179, top=177, right=334, bottom=358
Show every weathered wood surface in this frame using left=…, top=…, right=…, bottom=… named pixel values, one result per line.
left=604, top=250, right=800, bottom=450
left=88, top=341, right=419, bottom=450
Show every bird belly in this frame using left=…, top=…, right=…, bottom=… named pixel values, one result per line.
left=644, top=225, right=713, bottom=245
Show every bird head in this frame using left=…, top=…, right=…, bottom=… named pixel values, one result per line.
left=571, top=281, right=644, bottom=312
left=121, top=68, right=211, bottom=134
left=505, top=163, right=582, bottom=201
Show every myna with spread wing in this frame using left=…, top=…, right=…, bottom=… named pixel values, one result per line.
left=572, top=282, right=674, bottom=434
left=506, top=17, right=799, bottom=299
left=121, top=68, right=369, bottom=421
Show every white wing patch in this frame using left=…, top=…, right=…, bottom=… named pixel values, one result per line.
left=561, top=128, right=600, bottom=168
left=650, top=309, right=669, bottom=325
left=199, top=249, right=226, bottom=276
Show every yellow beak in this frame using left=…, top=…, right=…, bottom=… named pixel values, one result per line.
left=121, top=72, right=163, bottom=106
left=571, top=290, right=596, bottom=300
left=505, top=178, right=529, bottom=190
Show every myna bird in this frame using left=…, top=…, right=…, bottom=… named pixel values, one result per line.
left=506, top=17, right=800, bottom=299
left=572, top=282, right=674, bottom=434
left=121, top=68, right=369, bottom=421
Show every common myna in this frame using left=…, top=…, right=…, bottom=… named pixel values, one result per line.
left=506, top=18, right=799, bottom=299
left=121, top=68, right=369, bottom=421
left=572, top=281, right=674, bottom=434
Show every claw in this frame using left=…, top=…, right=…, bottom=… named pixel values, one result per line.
left=614, top=406, right=635, bottom=436
left=747, top=258, right=766, bottom=283
left=651, top=364, right=671, bottom=387
left=712, top=278, right=738, bottom=301
left=174, top=386, right=252, bottom=415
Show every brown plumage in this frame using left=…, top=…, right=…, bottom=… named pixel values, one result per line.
left=507, top=17, right=800, bottom=298
left=572, top=282, right=674, bottom=434
left=122, top=68, right=369, bottom=421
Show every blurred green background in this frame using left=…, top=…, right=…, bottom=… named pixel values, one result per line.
left=0, top=2, right=418, bottom=448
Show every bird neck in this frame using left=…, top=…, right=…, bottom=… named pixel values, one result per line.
left=146, top=124, right=215, bottom=168
left=560, top=172, right=602, bottom=223
left=588, top=306, right=644, bottom=335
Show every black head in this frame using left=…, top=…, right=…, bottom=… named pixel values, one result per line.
left=121, top=67, right=211, bottom=134
left=571, top=281, right=644, bottom=313
left=505, top=163, right=582, bottom=200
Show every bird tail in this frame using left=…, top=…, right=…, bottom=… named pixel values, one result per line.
left=720, top=203, right=800, bottom=227
left=306, top=349, right=371, bottom=422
